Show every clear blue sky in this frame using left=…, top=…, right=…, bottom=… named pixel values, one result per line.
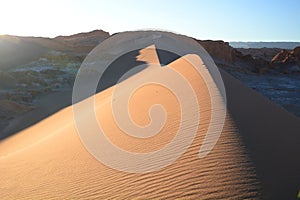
left=1, top=0, right=299, bottom=41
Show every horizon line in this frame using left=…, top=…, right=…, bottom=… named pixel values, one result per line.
left=1, top=30, right=300, bottom=43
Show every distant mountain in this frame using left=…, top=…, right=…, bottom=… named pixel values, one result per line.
left=54, top=30, right=110, bottom=52
left=0, top=35, right=69, bottom=70
left=0, top=30, right=110, bottom=70
left=230, top=42, right=300, bottom=49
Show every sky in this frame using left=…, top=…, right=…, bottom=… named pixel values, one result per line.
left=0, top=0, right=299, bottom=42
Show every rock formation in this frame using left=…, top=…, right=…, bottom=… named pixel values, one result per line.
left=54, top=30, right=110, bottom=52
left=197, top=40, right=235, bottom=63
left=271, top=47, right=300, bottom=65
left=271, top=47, right=300, bottom=73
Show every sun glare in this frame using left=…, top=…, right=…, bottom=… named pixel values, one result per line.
left=0, top=0, right=68, bottom=37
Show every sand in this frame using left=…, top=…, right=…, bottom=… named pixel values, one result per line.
left=0, top=46, right=299, bottom=199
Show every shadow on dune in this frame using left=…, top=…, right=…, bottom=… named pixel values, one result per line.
left=0, top=48, right=180, bottom=140
left=221, top=69, right=300, bottom=199
left=97, top=48, right=180, bottom=92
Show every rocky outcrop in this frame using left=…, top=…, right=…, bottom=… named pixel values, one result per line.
left=271, top=47, right=300, bottom=65
left=271, top=49, right=291, bottom=64
left=237, top=48, right=282, bottom=62
left=271, top=47, right=300, bottom=73
left=290, top=46, right=300, bottom=64
left=194, top=40, right=275, bottom=74
left=54, top=30, right=110, bottom=52
left=233, top=50, right=270, bottom=74
left=197, top=40, right=235, bottom=63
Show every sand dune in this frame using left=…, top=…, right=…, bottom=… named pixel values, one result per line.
left=0, top=43, right=299, bottom=199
